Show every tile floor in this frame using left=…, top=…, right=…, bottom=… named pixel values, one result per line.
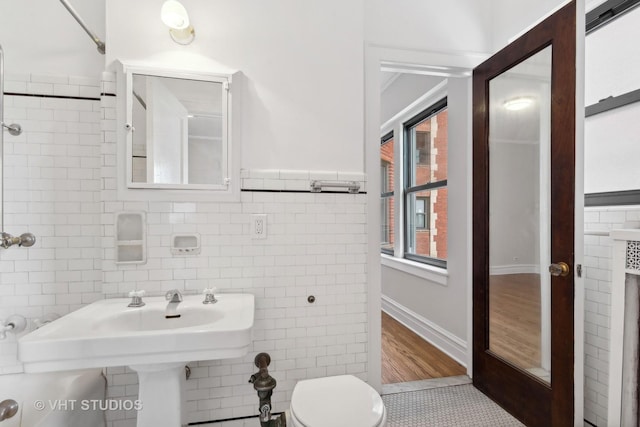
left=382, top=383, right=524, bottom=427
left=199, top=377, right=525, bottom=426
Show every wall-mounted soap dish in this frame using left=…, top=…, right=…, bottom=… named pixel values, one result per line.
left=171, top=233, right=200, bottom=256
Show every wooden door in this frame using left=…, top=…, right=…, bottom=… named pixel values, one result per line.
left=472, top=2, right=577, bottom=426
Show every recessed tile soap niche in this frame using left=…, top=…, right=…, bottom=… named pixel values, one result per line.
left=115, top=212, right=146, bottom=264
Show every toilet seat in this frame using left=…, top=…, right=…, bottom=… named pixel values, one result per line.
left=290, top=375, right=386, bottom=427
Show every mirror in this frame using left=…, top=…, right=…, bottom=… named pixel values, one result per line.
left=488, top=45, right=552, bottom=383
left=126, top=71, right=229, bottom=190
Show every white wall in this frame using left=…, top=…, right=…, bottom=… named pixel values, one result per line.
left=585, top=103, right=640, bottom=193
left=585, top=5, right=640, bottom=105
left=489, top=0, right=570, bottom=52
left=0, top=0, right=105, bottom=77
left=105, top=0, right=365, bottom=173
left=584, top=6, right=640, bottom=194
left=365, top=0, right=492, bottom=54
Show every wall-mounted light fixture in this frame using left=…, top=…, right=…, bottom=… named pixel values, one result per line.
left=503, top=96, right=535, bottom=111
left=161, top=0, right=195, bottom=45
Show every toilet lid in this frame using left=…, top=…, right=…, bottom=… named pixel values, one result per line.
left=290, top=375, right=385, bottom=427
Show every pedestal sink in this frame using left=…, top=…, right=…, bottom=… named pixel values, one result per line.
left=18, top=293, right=255, bottom=427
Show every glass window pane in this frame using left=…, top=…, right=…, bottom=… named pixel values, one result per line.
left=408, top=109, right=447, bottom=187
left=415, top=198, right=426, bottom=229
left=406, top=188, right=447, bottom=260
left=380, top=137, right=394, bottom=193
left=381, top=196, right=394, bottom=252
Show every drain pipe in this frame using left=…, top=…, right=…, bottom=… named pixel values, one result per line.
left=248, top=353, right=286, bottom=427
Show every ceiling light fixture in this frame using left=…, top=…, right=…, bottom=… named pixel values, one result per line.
left=161, top=0, right=195, bottom=45
left=503, top=96, right=535, bottom=111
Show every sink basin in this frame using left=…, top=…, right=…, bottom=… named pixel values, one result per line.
left=19, top=293, right=254, bottom=372
left=95, top=306, right=224, bottom=332
left=18, top=293, right=254, bottom=427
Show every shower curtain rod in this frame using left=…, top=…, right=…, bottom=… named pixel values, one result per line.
left=59, top=0, right=105, bottom=55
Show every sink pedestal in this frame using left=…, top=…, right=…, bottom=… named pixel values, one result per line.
left=129, top=362, right=187, bottom=427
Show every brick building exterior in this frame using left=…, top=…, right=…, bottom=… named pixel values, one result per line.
left=414, top=110, right=448, bottom=259
left=380, top=137, right=395, bottom=250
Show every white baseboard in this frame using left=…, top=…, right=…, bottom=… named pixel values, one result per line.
left=381, top=295, right=467, bottom=367
left=489, top=264, right=540, bottom=275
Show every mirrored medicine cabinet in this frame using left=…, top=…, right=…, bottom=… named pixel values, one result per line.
left=116, top=61, right=241, bottom=200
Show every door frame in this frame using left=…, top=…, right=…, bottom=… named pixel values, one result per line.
left=471, top=1, right=584, bottom=425
left=364, top=46, right=484, bottom=391
left=363, top=7, right=584, bottom=420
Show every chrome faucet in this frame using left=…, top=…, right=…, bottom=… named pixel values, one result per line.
left=165, top=289, right=183, bottom=318
left=1, top=232, right=36, bottom=249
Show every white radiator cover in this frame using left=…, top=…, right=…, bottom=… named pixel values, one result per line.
left=608, top=229, right=640, bottom=425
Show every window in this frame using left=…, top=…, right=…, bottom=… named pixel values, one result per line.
left=415, top=131, right=431, bottom=165
left=380, top=91, right=448, bottom=270
left=404, top=98, right=447, bottom=268
left=380, top=132, right=394, bottom=254
left=415, top=197, right=429, bottom=229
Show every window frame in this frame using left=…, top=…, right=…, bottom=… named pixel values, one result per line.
left=415, top=196, right=429, bottom=230
left=403, top=97, right=448, bottom=269
left=380, top=131, right=395, bottom=255
left=586, top=0, right=640, bottom=33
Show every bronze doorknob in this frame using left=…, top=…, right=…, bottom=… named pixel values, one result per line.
left=549, top=262, right=570, bottom=277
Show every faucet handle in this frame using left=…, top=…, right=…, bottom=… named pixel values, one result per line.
left=203, top=287, right=217, bottom=304
left=128, top=290, right=146, bottom=307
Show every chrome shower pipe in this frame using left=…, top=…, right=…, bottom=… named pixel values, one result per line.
left=0, top=44, right=5, bottom=230
left=0, top=46, right=34, bottom=248
left=59, top=0, right=106, bottom=55
left=0, top=48, right=21, bottom=137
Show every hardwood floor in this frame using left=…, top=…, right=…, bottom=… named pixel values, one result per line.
left=489, top=273, right=542, bottom=371
left=381, top=275, right=543, bottom=385
left=381, top=311, right=465, bottom=384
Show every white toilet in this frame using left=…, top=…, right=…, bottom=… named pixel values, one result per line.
left=288, top=375, right=387, bottom=427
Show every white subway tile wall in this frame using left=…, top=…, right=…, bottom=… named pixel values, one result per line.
left=0, top=71, right=368, bottom=425
left=0, top=74, right=101, bottom=374
left=583, top=206, right=640, bottom=426
left=98, top=72, right=368, bottom=425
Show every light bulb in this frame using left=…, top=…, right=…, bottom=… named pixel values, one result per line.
left=503, top=96, right=535, bottom=111
left=161, top=0, right=190, bottom=30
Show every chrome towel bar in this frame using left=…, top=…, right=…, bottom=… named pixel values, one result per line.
left=310, top=180, right=360, bottom=193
